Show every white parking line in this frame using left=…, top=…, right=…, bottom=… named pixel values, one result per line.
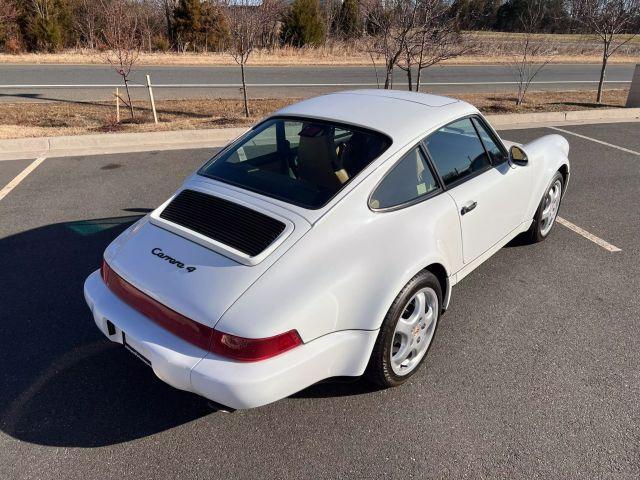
left=0, top=155, right=47, bottom=202
left=556, top=216, right=622, bottom=252
left=549, top=126, right=640, bottom=156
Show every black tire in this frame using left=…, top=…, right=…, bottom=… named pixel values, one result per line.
left=366, top=270, right=442, bottom=388
left=525, top=171, right=564, bottom=244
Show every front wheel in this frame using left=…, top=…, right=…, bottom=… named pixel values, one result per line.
left=526, top=172, right=564, bottom=243
left=366, top=271, right=441, bottom=388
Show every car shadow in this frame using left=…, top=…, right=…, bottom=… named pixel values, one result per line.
left=0, top=214, right=215, bottom=448
left=0, top=214, right=379, bottom=447
left=293, top=378, right=381, bottom=399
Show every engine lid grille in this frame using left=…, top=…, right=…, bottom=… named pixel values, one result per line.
left=159, top=189, right=286, bottom=257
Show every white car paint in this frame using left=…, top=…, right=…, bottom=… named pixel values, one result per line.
left=84, top=90, right=570, bottom=409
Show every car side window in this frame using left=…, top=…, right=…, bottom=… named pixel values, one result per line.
left=370, top=147, right=439, bottom=209
left=425, top=118, right=491, bottom=187
left=472, top=117, right=507, bottom=164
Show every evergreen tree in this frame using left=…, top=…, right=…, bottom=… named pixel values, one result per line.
left=450, top=0, right=501, bottom=30
left=200, top=0, right=228, bottom=52
left=338, top=0, right=361, bottom=39
left=173, top=0, right=202, bottom=50
left=495, top=0, right=568, bottom=33
left=22, top=0, right=72, bottom=51
left=281, top=0, right=325, bottom=47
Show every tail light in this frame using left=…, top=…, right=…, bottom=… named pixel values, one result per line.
left=211, top=330, right=302, bottom=362
left=100, top=259, right=302, bottom=361
left=100, top=258, right=108, bottom=283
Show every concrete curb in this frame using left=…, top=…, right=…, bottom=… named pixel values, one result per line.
left=485, top=107, right=640, bottom=128
left=1, top=108, right=639, bottom=158
left=0, top=127, right=249, bottom=155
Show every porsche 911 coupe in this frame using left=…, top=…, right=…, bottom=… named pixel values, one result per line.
left=84, top=90, right=570, bottom=409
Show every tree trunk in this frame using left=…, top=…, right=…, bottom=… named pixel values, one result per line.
left=164, top=1, right=173, bottom=45
left=415, top=32, right=426, bottom=92
left=384, top=59, right=394, bottom=89
left=240, top=61, right=250, bottom=117
left=516, top=74, right=526, bottom=106
left=369, top=52, right=380, bottom=89
left=406, top=67, right=412, bottom=92
left=597, top=46, right=608, bottom=104
left=123, top=76, right=135, bottom=120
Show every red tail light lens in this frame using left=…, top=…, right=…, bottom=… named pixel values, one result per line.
left=101, top=259, right=213, bottom=350
left=211, top=329, right=302, bottom=362
left=100, top=258, right=108, bottom=283
left=101, top=259, right=303, bottom=361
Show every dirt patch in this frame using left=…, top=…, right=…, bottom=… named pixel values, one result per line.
left=0, top=89, right=629, bottom=140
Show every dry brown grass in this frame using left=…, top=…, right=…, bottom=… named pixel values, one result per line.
left=0, top=89, right=629, bottom=140
left=458, top=89, right=628, bottom=114
left=0, top=98, right=292, bottom=139
left=1, top=32, right=638, bottom=66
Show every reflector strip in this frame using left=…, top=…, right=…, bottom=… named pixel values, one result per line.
left=102, top=260, right=213, bottom=350
left=101, top=259, right=303, bottom=361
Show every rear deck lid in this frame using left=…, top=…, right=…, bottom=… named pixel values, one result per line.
left=150, top=184, right=299, bottom=266
left=107, top=184, right=311, bottom=327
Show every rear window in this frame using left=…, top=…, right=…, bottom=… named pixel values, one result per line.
left=198, top=117, right=391, bottom=209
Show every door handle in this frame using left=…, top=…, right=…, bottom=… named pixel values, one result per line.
left=461, top=201, right=477, bottom=216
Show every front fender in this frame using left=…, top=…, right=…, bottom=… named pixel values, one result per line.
left=521, top=134, right=570, bottom=219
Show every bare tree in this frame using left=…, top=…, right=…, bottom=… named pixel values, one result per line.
left=360, top=0, right=420, bottom=89
left=0, top=0, right=19, bottom=39
left=359, top=33, right=382, bottom=88
left=396, top=0, right=471, bottom=92
left=321, top=0, right=343, bottom=44
left=223, top=0, right=283, bottom=116
left=569, top=0, right=640, bottom=103
left=509, top=2, right=554, bottom=106
left=74, top=0, right=101, bottom=49
left=100, top=0, right=142, bottom=120
left=163, top=0, right=179, bottom=47
left=256, top=0, right=286, bottom=50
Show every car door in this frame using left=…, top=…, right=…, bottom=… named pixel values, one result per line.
left=471, top=116, right=532, bottom=233
left=424, top=116, right=529, bottom=264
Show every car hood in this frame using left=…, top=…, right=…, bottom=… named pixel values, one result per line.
left=104, top=183, right=311, bottom=329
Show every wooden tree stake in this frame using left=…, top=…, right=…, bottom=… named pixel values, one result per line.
left=146, top=74, right=158, bottom=124
left=115, top=87, right=120, bottom=123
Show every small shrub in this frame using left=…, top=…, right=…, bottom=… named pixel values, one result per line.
left=281, top=0, right=326, bottom=47
left=152, top=35, right=170, bottom=52
left=3, top=37, right=23, bottom=54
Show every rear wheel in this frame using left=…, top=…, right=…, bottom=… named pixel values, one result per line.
left=526, top=172, right=564, bottom=243
left=366, top=271, right=441, bottom=387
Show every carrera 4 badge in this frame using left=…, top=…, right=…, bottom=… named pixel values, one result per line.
left=151, top=248, right=197, bottom=273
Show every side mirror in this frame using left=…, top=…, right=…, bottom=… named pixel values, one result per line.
left=510, top=145, right=529, bottom=165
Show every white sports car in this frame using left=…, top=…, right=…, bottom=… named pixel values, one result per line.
left=84, top=90, right=569, bottom=409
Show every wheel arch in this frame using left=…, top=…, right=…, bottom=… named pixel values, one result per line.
left=423, top=262, right=451, bottom=313
left=558, top=163, right=570, bottom=194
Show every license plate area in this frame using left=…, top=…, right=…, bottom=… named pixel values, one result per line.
left=123, top=332, right=152, bottom=367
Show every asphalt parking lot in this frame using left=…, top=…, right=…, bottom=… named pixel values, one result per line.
left=1, top=121, right=639, bottom=479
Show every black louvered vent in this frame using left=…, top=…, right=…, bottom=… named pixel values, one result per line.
left=160, top=189, right=286, bottom=257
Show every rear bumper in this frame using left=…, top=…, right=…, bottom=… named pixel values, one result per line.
left=84, top=270, right=378, bottom=409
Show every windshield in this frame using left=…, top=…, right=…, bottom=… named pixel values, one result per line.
left=198, top=117, right=391, bottom=209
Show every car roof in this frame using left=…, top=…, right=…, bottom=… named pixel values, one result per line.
left=273, top=90, right=480, bottom=146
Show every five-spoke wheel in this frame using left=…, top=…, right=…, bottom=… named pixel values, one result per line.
left=390, top=288, right=438, bottom=376
left=527, top=171, right=564, bottom=243
left=539, top=178, right=562, bottom=237
left=367, top=270, right=442, bottom=387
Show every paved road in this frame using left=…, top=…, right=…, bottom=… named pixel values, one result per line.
left=1, top=122, right=639, bottom=479
left=0, top=63, right=635, bottom=102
